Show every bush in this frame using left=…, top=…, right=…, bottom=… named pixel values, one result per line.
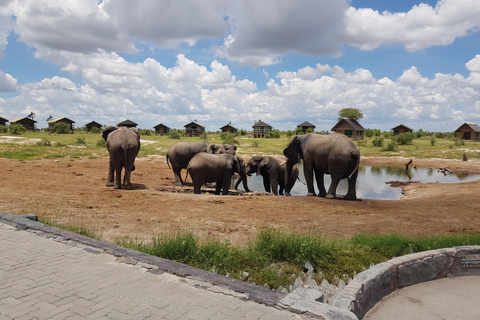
left=393, top=132, right=414, bottom=145
left=76, top=137, right=86, bottom=144
left=96, top=139, right=106, bottom=147
left=36, top=138, right=52, bottom=146
left=265, top=130, right=281, bottom=139
left=89, top=127, right=101, bottom=134
left=239, top=129, right=248, bottom=136
left=382, top=141, right=398, bottom=152
left=0, top=125, right=7, bottom=133
left=169, top=129, right=181, bottom=139
left=55, top=122, right=70, bottom=134
left=221, top=133, right=236, bottom=145
left=199, top=132, right=208, bottom=140
left=8, top=123, right=26, bottom=134
left=430, top=136, right=436, bottom=146
left=372, top=137, right=384, bottom=147
left=138, top=129, right=152, bottom=136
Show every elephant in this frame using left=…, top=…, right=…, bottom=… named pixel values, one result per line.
left=166, top=142, right=235, bottom=186
left=283, top=133, right=360, bottom=200
left=235, top=156, right=299, bottom=195
left=102, top=126, right=141, bottom=190
left=186, top=153, right=249, bottom=195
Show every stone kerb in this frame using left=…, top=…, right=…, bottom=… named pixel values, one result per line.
left=333, top=246, right=480, bottom=319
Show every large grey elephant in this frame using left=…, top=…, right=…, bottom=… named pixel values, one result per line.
left=283, top=133, right=360, bottom=200
left=166, top=142, right=235, bottom=185
left=102, top=126, right=141, bottom=190
left=186, top=153, right=249, bottom=195
left=235, top=156, right=299, bottom=195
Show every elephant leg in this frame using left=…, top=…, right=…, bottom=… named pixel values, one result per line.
left=215, top=181, right=223, bottom=195
left=123, top=169, right=132, bottom=190
left=345, top=172, right=358, bottom=200
left=106, top=161, right=115, bottom=187
left=314, top=169, right=327, bottom=197
left=221, top=176, right=231, bottom=195
left=270, top=180, right=279, bottom=196
left=262, top=174, right=271, bottom=193
left=173, top=168, right=183, bottom=186
left=326, top=175, right=341, bottom=199
left=278, top=182, right=284, bottom=196
left=193, top=179, right=202, bottom=194
left=303, top=162, right=316, bottom=196
left=114, top=166, right=122, bottom=189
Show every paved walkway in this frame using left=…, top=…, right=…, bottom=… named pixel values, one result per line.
left=0, top=222, right=311, bottom=320
left=364, top=276, right=480, bottom=320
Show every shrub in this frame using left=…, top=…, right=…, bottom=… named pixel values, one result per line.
left=138, top=129, right=152, bottom=136
left=8, top=123, right=26, bottom=134
left=393, top=132, right=414, bottom=145
left=55, top=122, right=70, bottom=134
left=0, top=125, right=7, bottom=133
left=221, top=133, right=236, bottom=145
left=199, top=132, right=208, bottom=140
left=89, top=127, right=101, bottom=134
left=36, top=138, right=52, bottom=146
left=265, top=130, right=281, bottom=139
left=382, top=141, right=398, bottom=152
left=76, top=137, right=86, bottom=144
left=239, top=129, right=248, bottom=136
left=96, top=139, right=106, bottom=147
left=372, top=137, right=384, bottom=147
left=169, top=129, right=181, bottom=139
left=430, top=136, right=436, bottom=146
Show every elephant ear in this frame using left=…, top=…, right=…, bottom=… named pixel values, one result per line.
left=235, top=156, right=244, bottom=173
left=128, top=127, right=140, bottom=139
left=257, top=157, right=270, bottom=176
left=283, top=136, right=301, bottom=163
left=102, top=126, right=118, bottom=141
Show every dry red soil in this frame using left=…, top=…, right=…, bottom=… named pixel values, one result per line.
left=1, top=156, right=480, bottom=246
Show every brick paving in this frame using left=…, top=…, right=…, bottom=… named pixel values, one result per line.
left=0, top=222, right=311, bottom=320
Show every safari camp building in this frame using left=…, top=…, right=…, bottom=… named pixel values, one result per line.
left=117, top=119, right=138, bottom=128
left=10, top=117, right=37, bottom=131
left=331, top=118, right=365, bottom=139
left=297, top=121, right=316, bottom=133
left=154, top=123, right=170, bottom=135
left=184, top=121, right=205, bottom=136
left=252, top=120, right=272, bottom=138
left=85, top=121, right=102, bottom=132
left=220, top=123, right=238, bottom=134
left=48, top=117, right=75, bottom=132
left=455, top=123, right=480, bottom=141
left=0, top=117, right=8, bottom=126
left=391, top=124, right=413, bottom=135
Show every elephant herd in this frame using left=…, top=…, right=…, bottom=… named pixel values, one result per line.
left=102, top=127, right=361, bottom=200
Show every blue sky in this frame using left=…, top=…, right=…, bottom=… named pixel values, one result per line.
left=1, top=0, right=480, bottom=132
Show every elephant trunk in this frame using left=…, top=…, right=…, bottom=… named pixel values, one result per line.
left=284, top=161, right=295, bottom=196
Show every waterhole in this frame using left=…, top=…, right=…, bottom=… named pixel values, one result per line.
left=237, top=165, right=480, bottom=200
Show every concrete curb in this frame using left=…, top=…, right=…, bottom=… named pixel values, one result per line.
left=333, top=245, right=480, bottom=319
left=0, top=213, right=356, bottom=320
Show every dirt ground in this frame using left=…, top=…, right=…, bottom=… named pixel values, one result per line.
left=1, top=155, right=480, bottom=246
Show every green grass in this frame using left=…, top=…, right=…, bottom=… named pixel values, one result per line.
left=115, top=228, right=480, bottom=290
left=38, top=217, right=101, bottom=240
left=2, top=131, right=479, bottom=160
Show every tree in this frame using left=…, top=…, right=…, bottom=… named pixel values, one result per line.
left=338, top=108, right=363, bottom=121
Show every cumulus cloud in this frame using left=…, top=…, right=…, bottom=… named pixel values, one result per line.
left=0, top=70, right=17, bottom=91
left=215, top=0, right=349, bottom=65
left=3, top=53, right=480, bottom=132
left=346, top=0, right=480, bottom=52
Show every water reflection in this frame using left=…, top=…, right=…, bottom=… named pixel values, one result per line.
left=237, top=165, right=480, bottom=200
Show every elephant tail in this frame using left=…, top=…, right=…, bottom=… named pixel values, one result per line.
left=184, top=167, right=190, bottom=184
left=166, top=154, right=171, bottom=169
left=348, top=154, right=360, bottom=181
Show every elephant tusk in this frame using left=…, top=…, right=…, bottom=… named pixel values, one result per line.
left=278, top=160, right=287, bottom=166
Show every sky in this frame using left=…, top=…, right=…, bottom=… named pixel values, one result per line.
left=0, top=0, right=480, bottom=133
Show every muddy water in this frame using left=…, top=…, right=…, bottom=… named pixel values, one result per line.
left=237, top=165, right=480, bottom=200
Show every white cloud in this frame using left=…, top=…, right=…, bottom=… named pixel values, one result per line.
left=0, top=70, right=17, bottom=91
left=346, top=0, right=480, bottom=52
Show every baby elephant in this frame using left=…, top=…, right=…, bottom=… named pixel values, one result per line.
left=186, top=153, right=249, bottom=195
left=102, top=126, right=141, bottom=190
left=236, top=155, right=299, bottom=195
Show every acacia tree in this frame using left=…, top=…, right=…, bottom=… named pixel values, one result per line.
left=338, top=108, right=364, bottom=121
